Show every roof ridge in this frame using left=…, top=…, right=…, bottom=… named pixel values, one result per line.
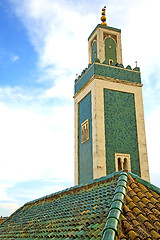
left=129, top=172, right=160, bottom=195
left=102, top=171, right=128, bottom=240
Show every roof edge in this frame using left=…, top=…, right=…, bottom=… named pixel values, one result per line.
left=129, top=172, right=160, bottom=194
left=0, top=171, right=123, bottom=226
left=24, top=171, right=122, bottom=206
left=0, top=205, right=24, bottom=226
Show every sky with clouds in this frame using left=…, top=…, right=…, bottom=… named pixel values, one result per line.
left=0, top=0, right=160, bottom=216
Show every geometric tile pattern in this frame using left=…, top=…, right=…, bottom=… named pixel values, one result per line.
left=78, top=92, right=93, bottom=184
left=104, top=89, right=140, bottom=176
left=0, top=171, right=159, bottom=239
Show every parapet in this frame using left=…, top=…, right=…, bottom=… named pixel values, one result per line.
left=74, top=62, right=141, bottom=95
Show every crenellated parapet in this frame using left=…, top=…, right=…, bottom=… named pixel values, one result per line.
left=74, top=62, right=141, bottom=95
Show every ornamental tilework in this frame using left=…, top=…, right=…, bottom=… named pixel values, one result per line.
left=103, top=89, right=141, bottom=176
left=78, top=92, right=93, bottom=184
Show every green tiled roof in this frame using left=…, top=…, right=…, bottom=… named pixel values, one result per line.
left=0, top=171, right=160, bottom=239
left=0, top=172, right=122, bottom=239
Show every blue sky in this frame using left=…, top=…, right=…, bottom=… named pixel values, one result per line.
left=0, top=0, right=160, bottom=216
left=0, top=1, right=37, bottom=87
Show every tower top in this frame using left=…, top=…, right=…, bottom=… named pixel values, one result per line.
left=101, top=6, right=107, bottom=26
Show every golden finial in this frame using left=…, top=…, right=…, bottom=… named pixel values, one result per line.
left=101, top=6, right=107, bottom=26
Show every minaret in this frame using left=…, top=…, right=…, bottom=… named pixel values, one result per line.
left=74, top=8, right=150, bottom=185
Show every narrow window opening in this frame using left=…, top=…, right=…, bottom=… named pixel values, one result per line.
left=118, top=157, right=122, bottom=171
left=123, top=157, right=128, bottom=170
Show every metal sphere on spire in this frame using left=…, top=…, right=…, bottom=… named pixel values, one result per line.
left=101, top=6, right=107, bottom=26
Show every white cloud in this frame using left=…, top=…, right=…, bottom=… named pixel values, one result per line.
left=146, top=108, right=160, bottom=171
left=145, top=107, right=160, bottom=187
left=42, top=73, right=74, bottom=99
left=0, top=183, right=14, bottom=201
left=121, top=0, right=160, bottom=77
left=0, top=86, right=34, bottom=102
left=0, top=102, right=74, bottom=184
left=10, top=0, right=101, bottom=85
left=0, top=203, right=20, bottom=217
left=10, top=54, right=19, bottom=62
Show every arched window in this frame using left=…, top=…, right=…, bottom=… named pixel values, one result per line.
left=118, top=157, right=122, bottom=171
left=105, top=37, right=117, bottom=65
left=123, top=158, right=128, bottom=170
left=115, top=153, right=131, bottom=172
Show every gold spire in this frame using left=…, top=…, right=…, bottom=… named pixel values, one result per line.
left=101, top=6, right=107, bottom=26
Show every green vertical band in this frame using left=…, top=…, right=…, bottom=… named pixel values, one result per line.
left=103, top=89, right=141, bottom=176
left=78, top=92, right=93, bottom=184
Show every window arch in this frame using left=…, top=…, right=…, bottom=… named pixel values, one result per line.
left=123, top=158, right=128, bottom=170
left=105, top=37, right=117, bottom=65
left=118, top=157, right=122, bottom=171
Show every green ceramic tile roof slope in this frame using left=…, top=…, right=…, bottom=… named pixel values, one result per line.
left=0, top=171, right=160, bottom=239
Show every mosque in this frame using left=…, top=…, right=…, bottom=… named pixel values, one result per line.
left=0, top=7, right=159, bottom=240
